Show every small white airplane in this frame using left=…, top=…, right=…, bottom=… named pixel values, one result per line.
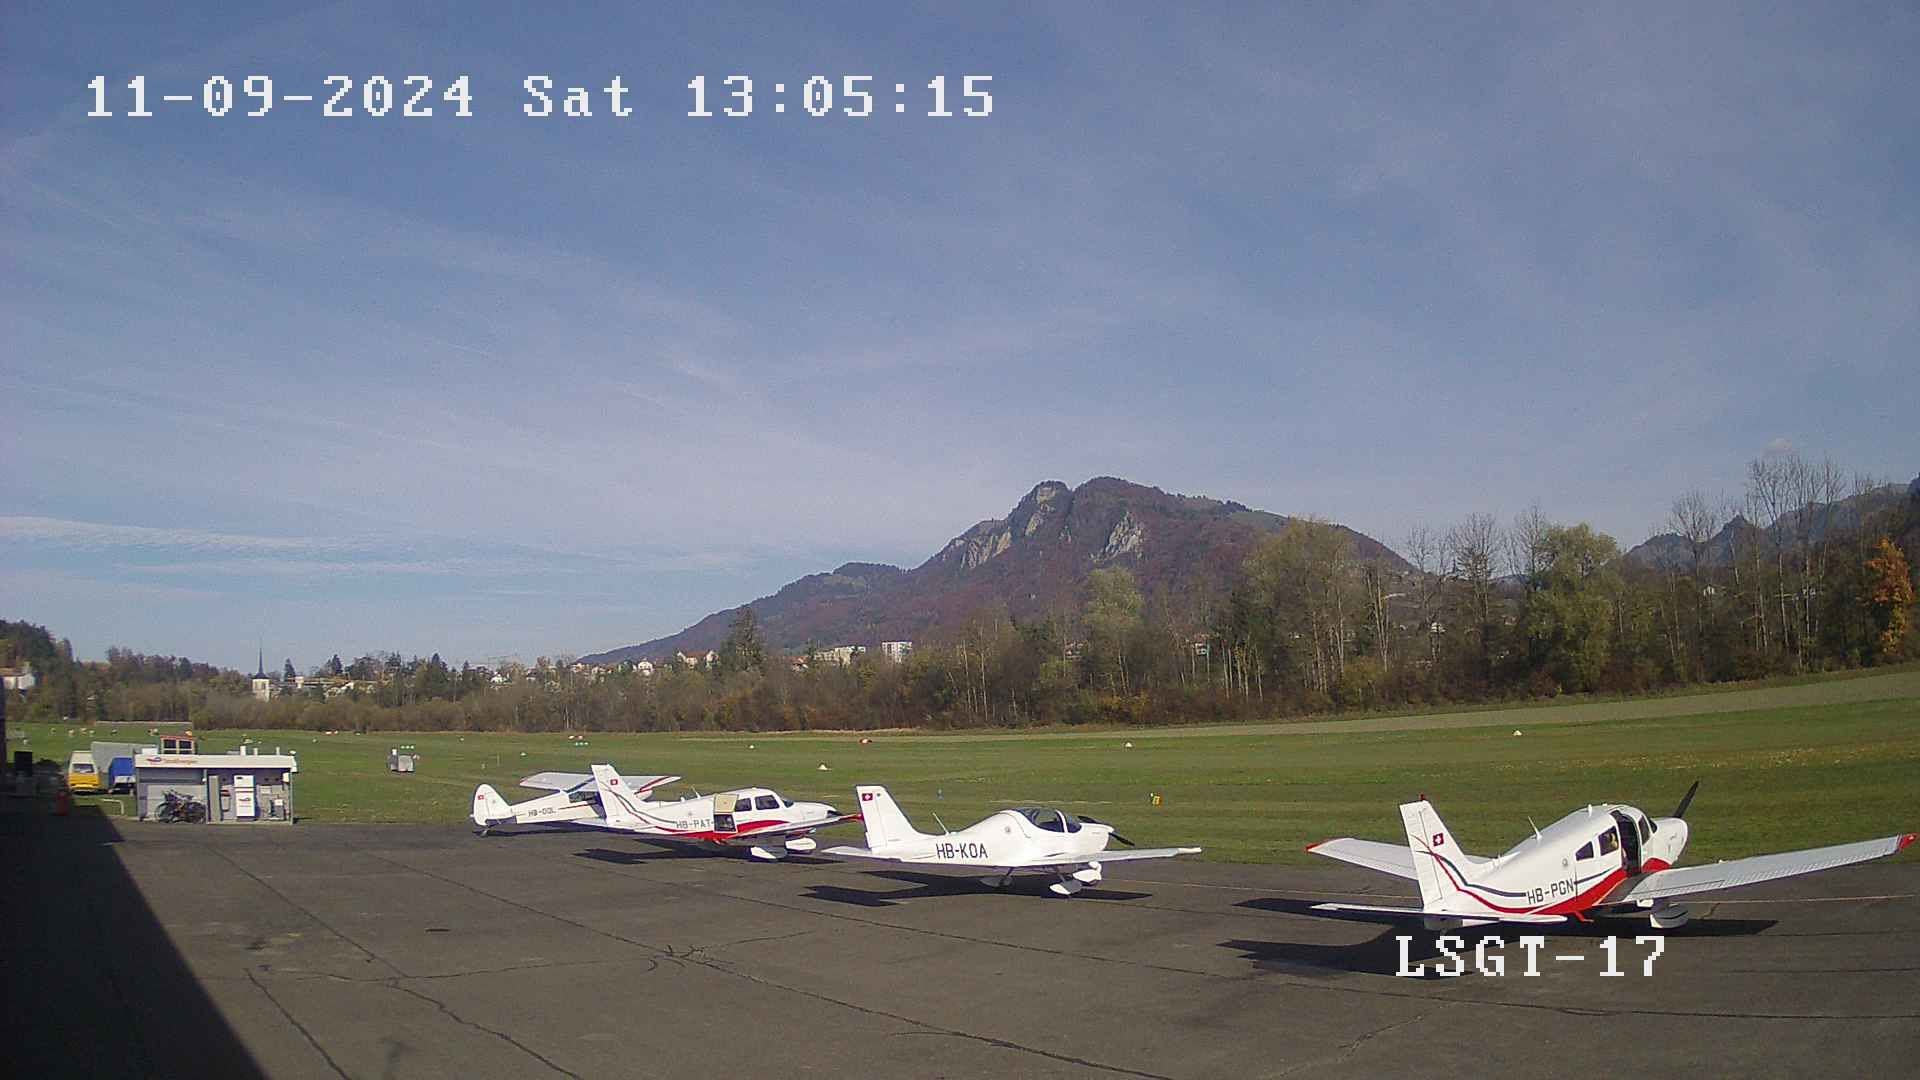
left=1309, top=782, right=1914, bottom=929
left=587, top=764, right=857, bottom=860
left=472, top=770, right=677, bottom=833
left=823, top=785, right=1201, bottom=896
left=472, top=766, right=856, bottom=860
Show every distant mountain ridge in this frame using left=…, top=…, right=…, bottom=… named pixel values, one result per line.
left=581, top=477, right=1409, bottom=664
left=1622, top=479, right=1912, bottom=572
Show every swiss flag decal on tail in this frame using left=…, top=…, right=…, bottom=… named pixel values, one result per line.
left=861, top=791, right=875, bottom=801
left=1432, top=832, right=1444, bottom=848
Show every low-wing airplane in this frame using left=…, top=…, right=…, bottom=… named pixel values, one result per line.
left=823, top=785, right=1201, bottom=896
left=587, top=764, right=857, bottom=860
left=472, top=770, right=679, bottom=833
left=1308, top=782, right=1914, bottom=929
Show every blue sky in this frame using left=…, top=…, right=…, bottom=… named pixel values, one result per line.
left=4, top=3, right=1916, bottom=670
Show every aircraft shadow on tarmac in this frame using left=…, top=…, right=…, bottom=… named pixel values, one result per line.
left=573, top=846, right=835, bottom=866
left=803, top=869, right=1152, bottom=907
left=1223, top=898, right=1778, bottom=978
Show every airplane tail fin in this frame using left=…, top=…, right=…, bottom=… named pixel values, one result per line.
left=592, top=764, right=645, bottom=828
left=472, top=784, right=513, bottom=827
left=853, top=785, right=924, bottom=848
left=1401, top=800, right=1464, bottom=911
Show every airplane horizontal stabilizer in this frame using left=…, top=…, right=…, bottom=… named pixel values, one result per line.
left=1307, top=838, right=1418, bottom=880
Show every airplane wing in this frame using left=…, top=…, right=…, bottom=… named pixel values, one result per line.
left=518, top=772, right=679, bottom=794
left=720, top=813, right=862, bottom=842
left=1306, top=838, right=1417, bottom=880
left=1607, top=833, right=1914, bottom=904
left=1013, top=847, right=1202, bottom=868
left=818, top=845, right=1200, bottom=867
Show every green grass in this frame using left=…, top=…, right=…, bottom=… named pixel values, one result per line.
left=13, top=669, right=1917, bottom=865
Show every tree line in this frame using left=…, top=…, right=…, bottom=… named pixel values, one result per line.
left=7, top=453, right=1916, bottom=734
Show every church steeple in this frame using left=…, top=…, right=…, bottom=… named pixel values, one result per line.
left=256, top=646, right=266, bottom=680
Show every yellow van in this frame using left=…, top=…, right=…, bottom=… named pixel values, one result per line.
left=66, top=750, right=104, bottom=794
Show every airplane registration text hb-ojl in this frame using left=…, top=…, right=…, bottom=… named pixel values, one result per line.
left=1310, top=781, right=1914, bottom=930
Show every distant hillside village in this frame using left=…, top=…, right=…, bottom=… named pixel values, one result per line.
left=240, top=638, right=915, bottom=703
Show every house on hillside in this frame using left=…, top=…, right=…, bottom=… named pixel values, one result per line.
left=880, top=641, right=913, bottom=663
left=1, top=663, right=36, bottom=692
left=820, top=645, right=865, bottom=666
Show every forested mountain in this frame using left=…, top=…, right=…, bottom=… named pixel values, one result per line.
left=581, top=477, right=1409, bottom=663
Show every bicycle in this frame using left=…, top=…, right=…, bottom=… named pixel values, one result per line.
left=156, top=790, right=208, bottom=824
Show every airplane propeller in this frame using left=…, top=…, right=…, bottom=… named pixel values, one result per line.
left=1673, top=780, right=1700, bottom=820
left=1080, top=815, right=1136, bottom=846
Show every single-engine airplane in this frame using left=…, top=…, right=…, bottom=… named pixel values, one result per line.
left=1308, top=782, right=1913, bottom=929
left=472, top=770, right=678, bottom=833
left=823, top=785, right=1201, bottom=895
left=588, top=763, right=857, bottom=860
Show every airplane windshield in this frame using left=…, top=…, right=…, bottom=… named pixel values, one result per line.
left=1015, top=807, right=1081, bottom=833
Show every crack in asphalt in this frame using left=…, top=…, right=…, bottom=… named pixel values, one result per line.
left=536, top=840, right=1920, bottom=1022
left=1272, top=1006, right=1441, bottom=1077
left=386, top=981, right=583, bottom=1079
left=202, top=842, right=409, bottom=979
left=245, top=967, right=351, bottom=1079
left=365, top=846, right=1182, bottom=1078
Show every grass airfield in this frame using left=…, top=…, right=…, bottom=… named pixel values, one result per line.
left=17, top=668, right=1918, bottom=865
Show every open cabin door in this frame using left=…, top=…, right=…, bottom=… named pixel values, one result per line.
left=1610, top=810, right=1643, bottom=875
left=712, top=792, right=746, bottom=835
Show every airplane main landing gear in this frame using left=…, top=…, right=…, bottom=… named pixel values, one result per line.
left=1649, top=904, right=1691, bottom=929
left=1048, top=866, right=1102, bottom=897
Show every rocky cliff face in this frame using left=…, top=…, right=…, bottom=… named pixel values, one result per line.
left=581, top=476, right=1411, bottom=663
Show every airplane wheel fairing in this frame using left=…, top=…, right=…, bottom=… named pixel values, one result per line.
left=1650, top=906, right=1691, bottom=929
left=1048, top=879, right=1085, bottom=897
left=785, top=836, right=817, bottom=853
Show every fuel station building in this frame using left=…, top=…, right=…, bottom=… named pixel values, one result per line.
left=134, top=737, right=298, bottom=823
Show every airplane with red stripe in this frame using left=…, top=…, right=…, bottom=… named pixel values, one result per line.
left=1308, top=782, right=1913, bottom=929
left=586, top=763, right=858, bottom=860
left=471, top=764, right=857, bottom=860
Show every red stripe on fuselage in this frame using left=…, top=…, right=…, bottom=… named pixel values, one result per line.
left=1425, top=850, right=1672, bottom=916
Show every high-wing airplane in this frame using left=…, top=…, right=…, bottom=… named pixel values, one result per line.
left=1308, top=783, right=1914, bottom=929
left=587, top=763, right=857, bottom=860
left=823, top=785, right=1201, bottom=895
left=472, top=770, right=679, bottom=833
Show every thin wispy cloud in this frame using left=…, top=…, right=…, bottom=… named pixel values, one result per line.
left=3, top=4, right=1913, bottom=668
left=0, top=516, right=375, bottom=556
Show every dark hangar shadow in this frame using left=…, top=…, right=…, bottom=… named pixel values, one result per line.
left=2, top=802, right=268, bottom=1078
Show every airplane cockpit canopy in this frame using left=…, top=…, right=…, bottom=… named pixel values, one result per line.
left=1012, top=807, right=1082, bottom=833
